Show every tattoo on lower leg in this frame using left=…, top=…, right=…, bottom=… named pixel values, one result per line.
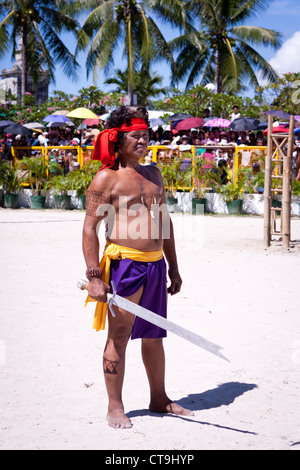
left=103, top=357, right=118, bottom=375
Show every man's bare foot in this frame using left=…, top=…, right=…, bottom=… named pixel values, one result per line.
left=107, top=408, right=133, bottom=429
left=149, top=400, right=194, bottom=417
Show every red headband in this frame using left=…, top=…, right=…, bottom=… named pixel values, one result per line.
left=92, top=118, right=148, bottom=170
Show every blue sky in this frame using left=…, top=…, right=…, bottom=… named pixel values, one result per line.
left=1, top=0, right=300, bottom=97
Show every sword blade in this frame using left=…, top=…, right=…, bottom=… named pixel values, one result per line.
left=109, top=293, right=229, bottom=362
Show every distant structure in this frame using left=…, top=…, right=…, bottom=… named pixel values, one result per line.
left=0, top=46, right=49, bottom=105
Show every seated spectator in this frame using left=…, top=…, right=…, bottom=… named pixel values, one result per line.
left=193, top=137, right=201, bottom=146
left=256, top=137, right=265, bottom=146
left=237, top=132, right=249, bottom=145
left=229, top=131, right=238, bottom=144
left=179, top=135, right=192, bottom=152
left=0, top=142, right=13, bottom=162
left=216, top=148, right=228, bottom=165
left=208, top=130, right=218, bottom=143
left=149, top=130, right=162, bottom=145
left=198, top=131, right=206, bottom=143
left=219, top=132, right=229, bottom=145
left=248, top=133, right=257, bottom=146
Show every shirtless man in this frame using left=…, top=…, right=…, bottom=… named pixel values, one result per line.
left=82, top=105, right=193, bottom=429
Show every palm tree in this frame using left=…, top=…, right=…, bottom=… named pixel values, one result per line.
left=104, top=67, right=168, bottom=106
left=0, top=0, right=80, bottom=100
left=170, top=0, right=282, bottom=93
left=77, top=0, right=187, bottom=102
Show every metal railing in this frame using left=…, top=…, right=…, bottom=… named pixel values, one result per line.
left=11, top=143, right=273, bottom=190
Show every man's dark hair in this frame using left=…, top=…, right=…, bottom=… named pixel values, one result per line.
left=105, top=106, right=150, bottom=149
left=106, top=106, right=150, bottom=130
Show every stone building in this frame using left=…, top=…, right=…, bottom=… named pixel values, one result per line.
left=0, top=47, right=49, bottom=104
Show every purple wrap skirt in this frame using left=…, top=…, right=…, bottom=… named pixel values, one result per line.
left=109, top=257, right=167, bottom=339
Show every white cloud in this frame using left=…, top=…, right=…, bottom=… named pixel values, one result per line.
left=269, top=31, right=300, bottom=75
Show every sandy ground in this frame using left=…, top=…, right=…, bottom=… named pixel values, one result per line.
left=0, top=208, right=300, bottom=451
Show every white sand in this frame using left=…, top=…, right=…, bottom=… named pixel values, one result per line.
left=0, top=208, right=300, bottom=450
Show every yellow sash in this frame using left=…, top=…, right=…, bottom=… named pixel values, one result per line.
left=85, top=242, right=164, bottom=331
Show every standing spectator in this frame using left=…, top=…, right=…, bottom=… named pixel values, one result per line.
left=230, top=105, right=241, bottom=122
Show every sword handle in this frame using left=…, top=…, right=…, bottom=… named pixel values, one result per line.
left=77, top=278, right=114, bottom=306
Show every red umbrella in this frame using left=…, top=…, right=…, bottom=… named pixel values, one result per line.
left=83, top=118, right=100, bottom=126
left=263, top=126, right=290, bottom=135
left=175, top=117, right=204, bottom=130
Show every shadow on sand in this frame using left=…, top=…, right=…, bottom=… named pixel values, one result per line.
left=127, top=381, right=258, bottom=436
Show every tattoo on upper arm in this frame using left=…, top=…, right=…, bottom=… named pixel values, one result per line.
left=86, top=190, right=107, bottom=217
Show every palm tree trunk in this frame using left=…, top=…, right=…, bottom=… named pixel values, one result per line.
left=215, top=48, right=223, bottom=94
left=21, top=28, right=28, bottom=100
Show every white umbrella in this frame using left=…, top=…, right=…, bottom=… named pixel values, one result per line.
left=24, top=122, right=45, bottom=129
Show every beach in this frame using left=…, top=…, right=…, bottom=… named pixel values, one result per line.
left=0, top=208, right=300, bottom=450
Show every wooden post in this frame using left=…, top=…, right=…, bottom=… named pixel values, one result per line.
left=264, top=115, right=273, bottom=247
left=282, top=115, right=294, bottom=249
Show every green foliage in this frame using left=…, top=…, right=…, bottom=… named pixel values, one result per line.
left=158, top=157, right=185, bottom=197
left=67, top=160, right=102, bottom=196
left=22, top=156, right=49, bottom=195
left=256, top=73, right=300, bottom=115
left=182, top=155, right=222, bottom=198
left=0, top=160, right=27, bottom=194
left=170, top=0, right=282, bottom=93
left=152, top=85, right=261, bottom=118
left=292, top=180, right=300, bottom=197
left=216, top=175, right=244, bottom=202
left=0, top=87, right=124, bottom=124
left=44, top=174, right=73, bottom=195
left=0, top=0, right=80, bottom=97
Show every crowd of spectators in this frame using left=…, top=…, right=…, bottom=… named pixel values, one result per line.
left=1, top=112, right=300, bottom=182
left=0, top=126, right=100, bottom=174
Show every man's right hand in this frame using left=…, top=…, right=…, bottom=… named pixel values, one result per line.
left=88, top=278, right=110, bottom=303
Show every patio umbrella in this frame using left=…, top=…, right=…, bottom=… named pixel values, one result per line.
left=257, top=121, right=268, bottom=130
left=83, top=118, right=100, bottom=126
left=99, top=113, right=110, bottom=121
left=266, top=110, right=291, bottom=119
left=165, top=113, right=192, bottom=122
left=203, top=116, right=218, bottom=122
left=294, top=128, right=300, bottom=134
left=46, top=121, right=74, bottom=128
left=204, top=118, right=231, bottom=127
left=52, top=110, right=70, bottom=115
left=67, top=107, right=98, bottom=119
left=150, top=118, right=166, bottom=128
left=4, top=124, right=32, bottom=136
left=43, top=114, right=73, bottom=123
left=175, top=117, right=204, bottom=130
left=263, top=126, right=289, bottom=135
left=229, top=117, right=260, bottom=131
left=23, top=122, right=45, bottom=129
left=0, top=119, right=15, bottom=129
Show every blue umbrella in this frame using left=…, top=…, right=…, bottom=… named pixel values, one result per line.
left=266, top=110, right=290, bottom=119
left=257, top=121, right=268, bottom=130
left=294, top=128, right=300, bottom=134
left=149, top=118, right=165, bottom=128
left=43, top=114, right=72, bottom=123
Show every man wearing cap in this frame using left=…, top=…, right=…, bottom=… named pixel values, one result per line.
left=82, top=105, right=193, bottom=429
